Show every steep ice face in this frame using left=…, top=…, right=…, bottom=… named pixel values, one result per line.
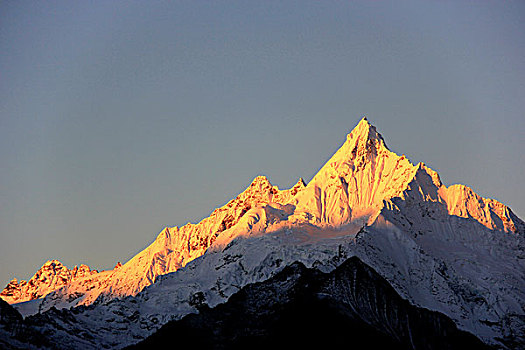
left=291, top=117, right=432, bottom=227
left=442, top=184, right=525, bottom=232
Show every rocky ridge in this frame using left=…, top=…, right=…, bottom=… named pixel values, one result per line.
left=2, top=176, right=306, bottom=313
left=0, top=260, right=98, bottom=305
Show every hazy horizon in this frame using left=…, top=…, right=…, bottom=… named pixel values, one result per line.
left=1, top=1, right=524, bottom=288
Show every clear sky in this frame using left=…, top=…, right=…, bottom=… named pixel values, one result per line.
left=1, top=1, right=524, bottom=288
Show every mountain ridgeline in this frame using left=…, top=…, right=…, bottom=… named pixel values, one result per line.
left=1, top=118, right=523, bottom=349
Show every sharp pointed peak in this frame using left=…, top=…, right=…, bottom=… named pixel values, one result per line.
left=358, top=115, right=370, bottom=125
left=242, top=175, right=274, bottom=194
left=296, top=177, right=307, bottom=187
left=250, top=175, right=272, bottom=186
left=345, top=117, right=388, bottom=150
left=309, top=117, right=395, bottom=186
left=356, top=115, right=377, bottom=129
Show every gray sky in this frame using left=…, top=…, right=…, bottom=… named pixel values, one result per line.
left=1, top=1, right=524, bottom=287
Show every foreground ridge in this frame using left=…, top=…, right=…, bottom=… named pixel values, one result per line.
left=127, top=256, right=491, bottom=350
left=0, top=257, right=492, bottom=350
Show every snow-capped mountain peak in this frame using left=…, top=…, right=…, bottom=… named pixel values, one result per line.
left=2, top=118, right=523, bottom=349
left=349, top=116, right=387, bottom=145
left=289, top=119, right=522, bottom=235
left=292, top=118, right=416, bottom=226
left=317, top=116, right=390, bottom=177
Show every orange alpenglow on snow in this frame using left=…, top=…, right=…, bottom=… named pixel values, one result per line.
left=2, top=117, right=523, bottom=311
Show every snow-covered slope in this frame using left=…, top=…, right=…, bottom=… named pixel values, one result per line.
left=129, top=257, right=491, bottom=350
left=21, top=219, right=524, bottom=349
left=4, top=117, right=524, bottom=349
left=0, top=260, right=99, bottom=305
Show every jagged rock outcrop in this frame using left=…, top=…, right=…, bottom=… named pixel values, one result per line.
left=0, top=260, right=98, bottom=305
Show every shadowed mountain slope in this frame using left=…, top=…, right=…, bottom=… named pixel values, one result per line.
left=128, top=257, right=491, bottom=350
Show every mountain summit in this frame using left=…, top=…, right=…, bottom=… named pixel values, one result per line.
left=2, top=118, right=523, bottom=349
left=292, top=116, right=414, bottom=225
left=292, top=118, right=522, bottom=233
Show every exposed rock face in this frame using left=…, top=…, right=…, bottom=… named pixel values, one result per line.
left=0, top=298, right=22, bottom=331
left=0, top=298, right=24, bottom=350
left=0, top=260, right=98, bottom=305
left=127, top=257, right=491, bottom=350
